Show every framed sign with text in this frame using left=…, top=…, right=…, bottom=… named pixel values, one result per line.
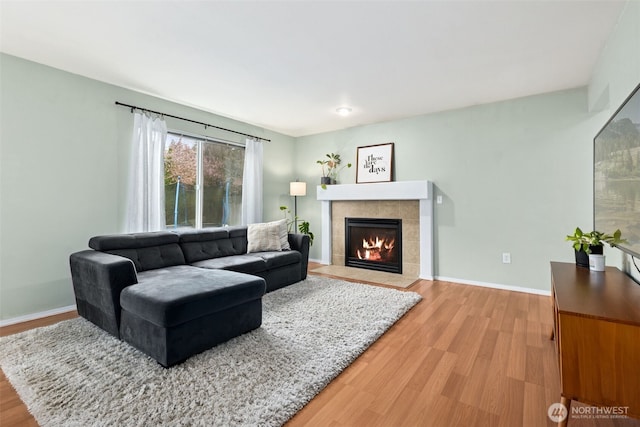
left=356, top=143, right=394, bottom=183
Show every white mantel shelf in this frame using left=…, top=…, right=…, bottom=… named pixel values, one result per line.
left=316, top=180, right=434, bottom=280
left=317, top=180, right=431, bottom=201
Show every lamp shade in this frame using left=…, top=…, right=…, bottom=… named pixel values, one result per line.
left=289, top=181, right=307, bottom=196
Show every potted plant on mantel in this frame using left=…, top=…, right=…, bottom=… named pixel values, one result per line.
left=566, top=227, right=627, bottom=268
left=317, top=153, right=352, bottom=188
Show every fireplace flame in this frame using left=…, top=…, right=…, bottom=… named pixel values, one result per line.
left=357, top=237, right=395, bottom=261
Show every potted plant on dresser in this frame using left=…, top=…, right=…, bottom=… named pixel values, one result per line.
left=566, top=227, right=626, bottom=269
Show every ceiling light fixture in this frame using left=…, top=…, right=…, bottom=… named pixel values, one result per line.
left=336, top=107, right=352, bottom=116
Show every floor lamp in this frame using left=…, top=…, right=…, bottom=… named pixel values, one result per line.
left=289, top=181, right=307, bottom=232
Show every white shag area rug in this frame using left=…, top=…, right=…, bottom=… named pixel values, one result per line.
left=0, top=275, right=421, bottom=427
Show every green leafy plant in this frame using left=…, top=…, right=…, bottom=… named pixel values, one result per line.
left=280, top=206, right=314, bottom=246
left=566, top=227, right=627, bottom=254
left=317, top=153, right=352, bottom=188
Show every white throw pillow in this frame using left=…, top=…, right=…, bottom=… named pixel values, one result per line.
left=269, top=218, right=290, bottom=250
left=247, top=222, right=282, bottom=253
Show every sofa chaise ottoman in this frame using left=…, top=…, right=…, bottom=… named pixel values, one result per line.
left=120, top=267, right=265, bottom=367
left=69, top=223, right=310, bottom=367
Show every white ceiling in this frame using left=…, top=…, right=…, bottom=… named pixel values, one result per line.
left=0, top=1, right=626, bottom=137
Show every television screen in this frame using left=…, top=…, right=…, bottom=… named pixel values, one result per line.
left=594, top=83, right=640, bottom=257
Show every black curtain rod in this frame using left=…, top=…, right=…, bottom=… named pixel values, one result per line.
left=115, top=101, right=271, bottom=142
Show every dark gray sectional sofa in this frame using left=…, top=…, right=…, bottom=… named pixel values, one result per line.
left=69, top=225, right=310, bottom=367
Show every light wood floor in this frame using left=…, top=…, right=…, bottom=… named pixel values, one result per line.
left=2, top=263, right=639, bottom=427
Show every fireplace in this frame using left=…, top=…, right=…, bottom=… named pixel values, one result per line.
left=317, top=181, right=434, bottom=279
left=345, top=218, right=402, bottom=274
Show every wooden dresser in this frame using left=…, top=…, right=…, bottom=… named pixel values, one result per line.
left=551, top=261, right=640, bottom=426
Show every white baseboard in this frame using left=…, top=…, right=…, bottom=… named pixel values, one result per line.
left=0, top=305, right=77, bottom=328
left=310, top=260, right=550, bottom=296
left=435, top=276, right=551, bottom=296
left=0, top=276, right=548, bottom=328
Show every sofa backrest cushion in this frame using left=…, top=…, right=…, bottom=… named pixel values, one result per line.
left=177, top=227, right=247, bottom=263
left=88, top=232, right=185, bottom=272
left=228, top=226, right=249, bottom=254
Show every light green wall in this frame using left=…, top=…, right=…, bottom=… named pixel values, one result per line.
left=587, top=0, right=640, bottom=281
left=294, top=0, right=640, bottom=292
left=589, top=1, right=640, bottom=114
left=0, top=53, right=295, bottom=321
left=1, top=0, right=638, bottom=320
left=296, top=89, right=594, bottom=292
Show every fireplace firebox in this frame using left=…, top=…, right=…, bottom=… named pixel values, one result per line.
left=345, top=218, right=402, bottom=274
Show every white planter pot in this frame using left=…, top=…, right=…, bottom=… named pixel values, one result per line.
left=588, top=254, right=606, bottom=272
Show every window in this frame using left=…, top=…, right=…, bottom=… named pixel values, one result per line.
left=164, top=132, right=245, bottom=229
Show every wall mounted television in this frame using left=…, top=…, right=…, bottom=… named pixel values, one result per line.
left=594, top=82, right=640, bottom=258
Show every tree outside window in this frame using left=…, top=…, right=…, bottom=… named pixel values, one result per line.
left=164, top=133, right=244, bottom=228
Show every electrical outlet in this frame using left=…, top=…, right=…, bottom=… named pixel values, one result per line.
left=502, top=253, right=511, bottom=264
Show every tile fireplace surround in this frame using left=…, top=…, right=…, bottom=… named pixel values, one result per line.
left=317, top=180, right=434, bottom=280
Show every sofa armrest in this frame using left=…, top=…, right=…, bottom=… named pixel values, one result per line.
left=288, top=233, right=310, bottom=280
left=69, top=250, right=138, bottom=338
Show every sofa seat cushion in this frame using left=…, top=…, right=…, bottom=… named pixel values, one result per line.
left=121, top=266, right=265, bottom=327
left=191, top=255, right=267, bottom=274
left=248, top=250, right=301, bottom=269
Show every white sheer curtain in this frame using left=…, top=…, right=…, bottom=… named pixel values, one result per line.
left=126, top=112, right=167, bottom=232
left=241, top=138, right=263, bottom=224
